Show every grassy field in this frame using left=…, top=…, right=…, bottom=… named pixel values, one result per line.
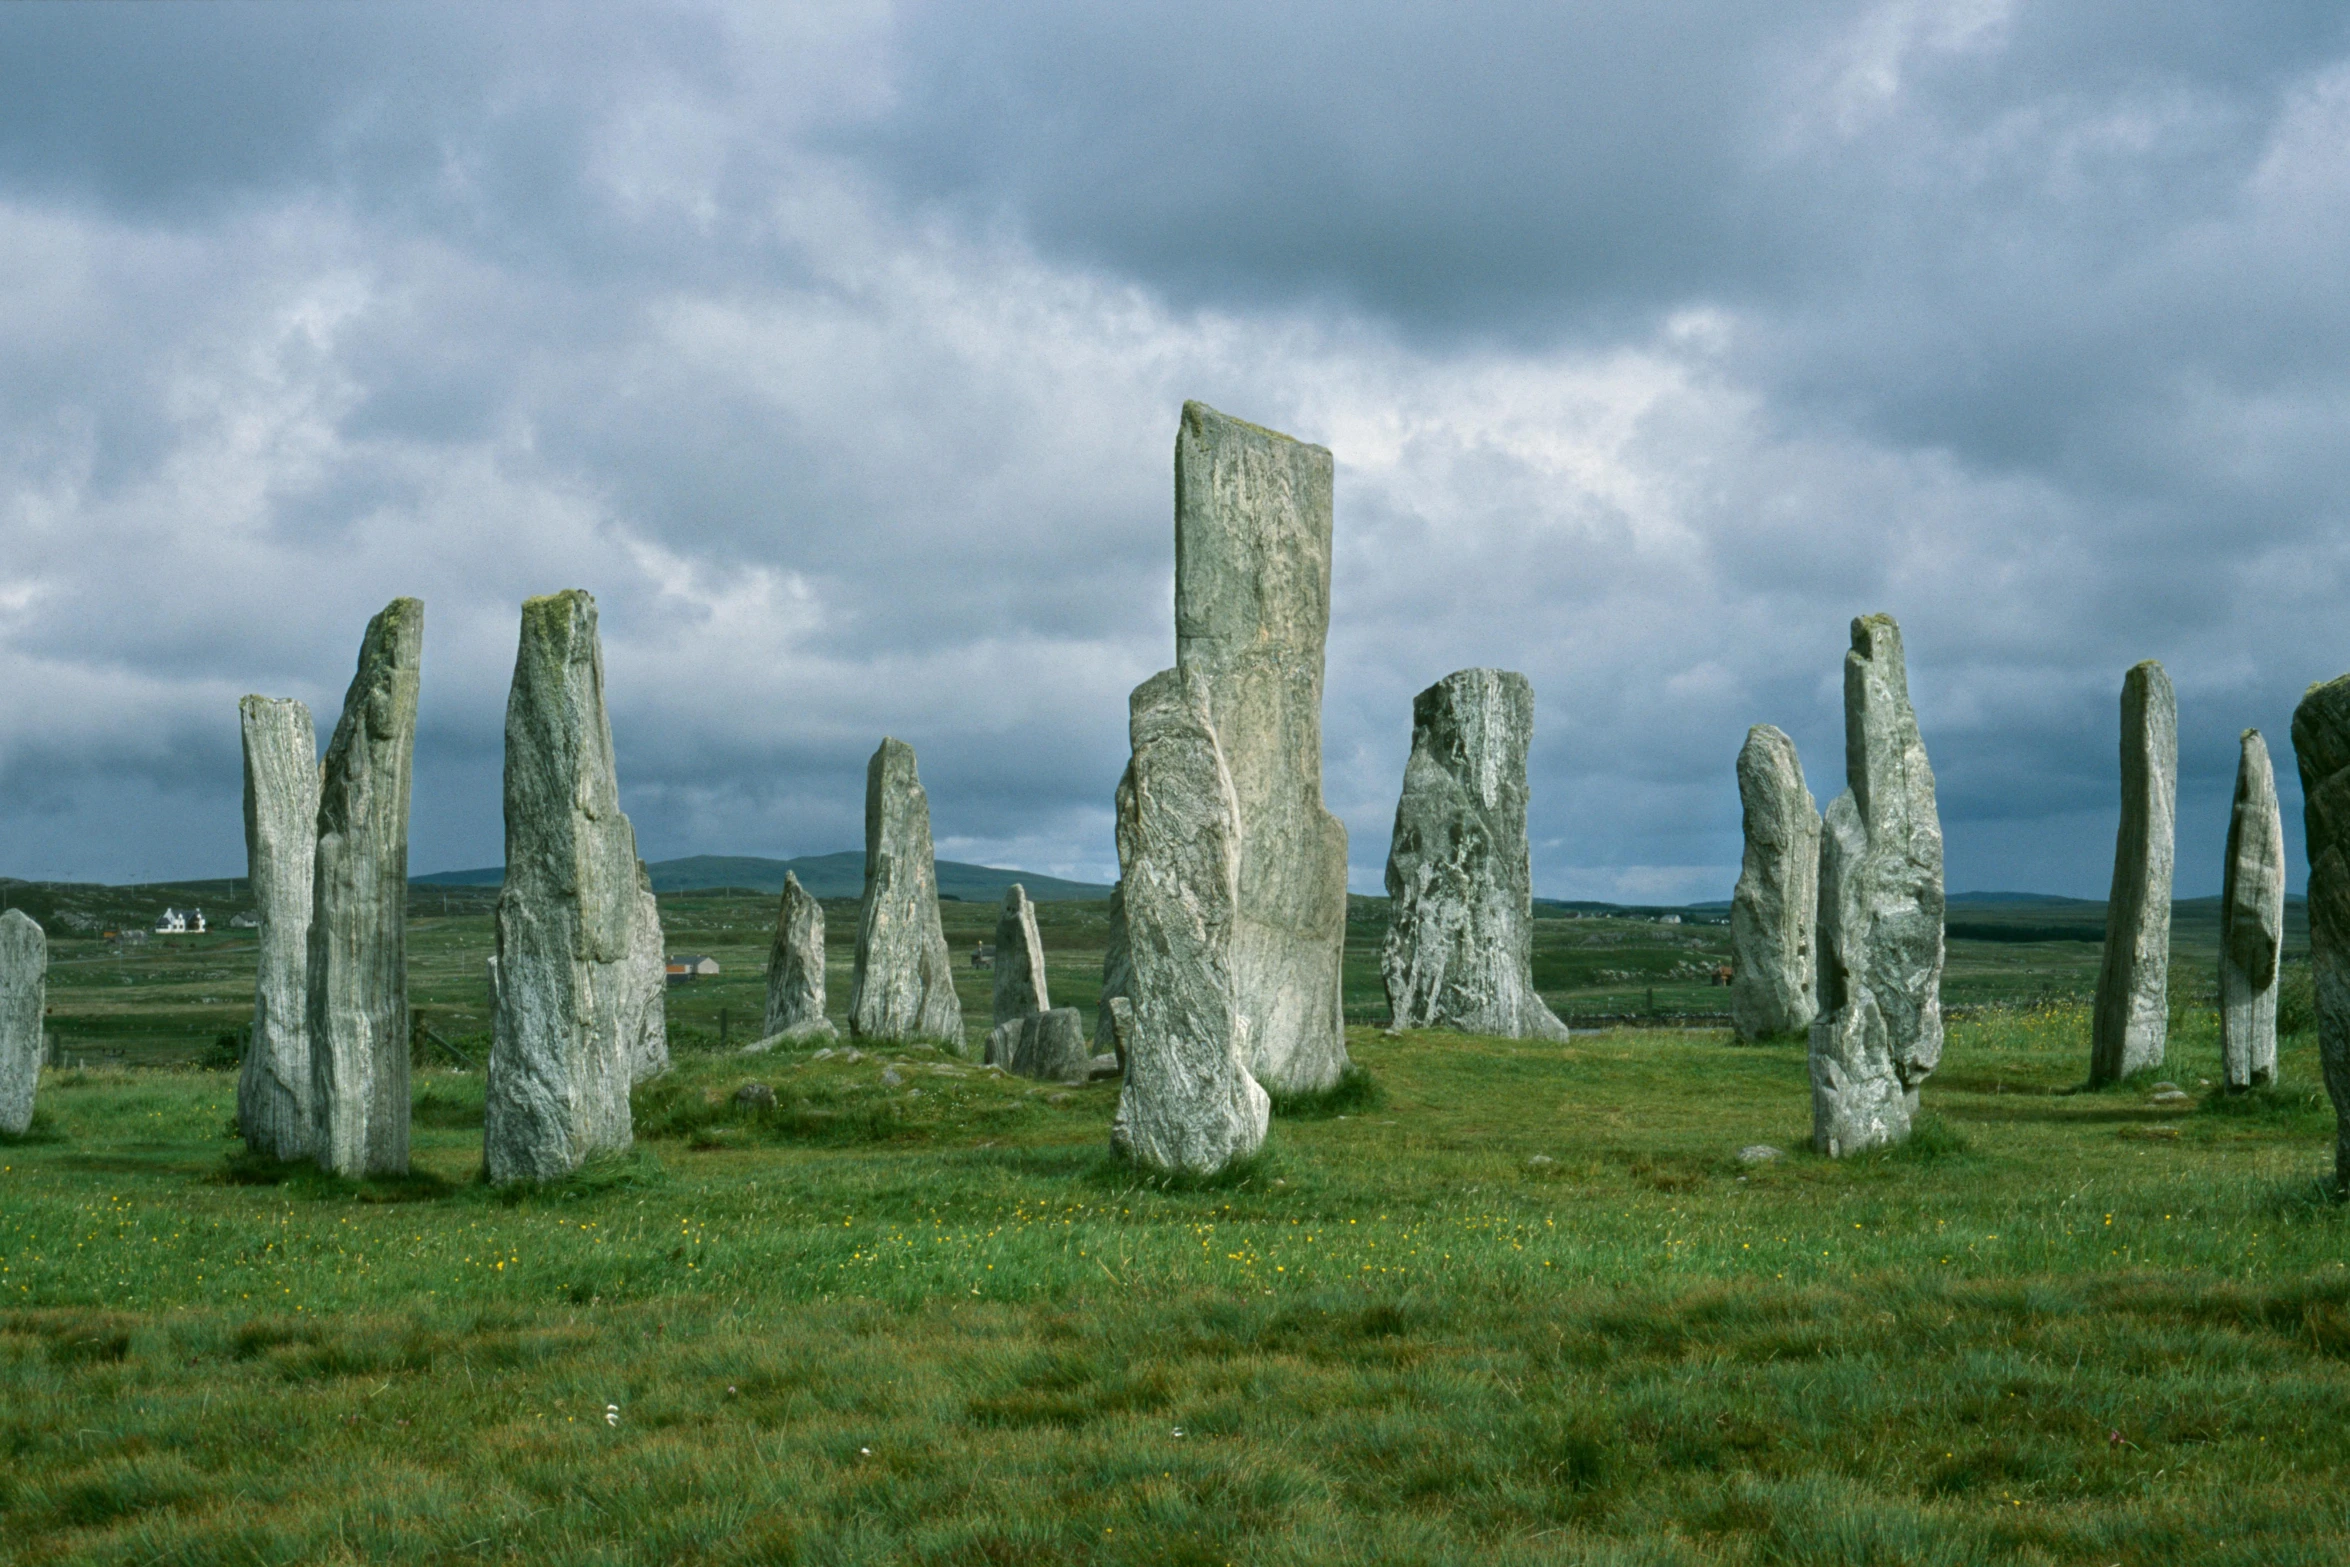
left=5, top=885, right=2347, bottom=1563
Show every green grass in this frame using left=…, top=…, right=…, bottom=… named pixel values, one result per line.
left=7, top=996, right=2350, bottom=1563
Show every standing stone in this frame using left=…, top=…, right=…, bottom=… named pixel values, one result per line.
left=764, top=871, right=831, bottom=1038
left=849, top=738, right=964, bottom=1048
left=2221, top=730, right=2285, bottom=1090
left=1810, top=615, right=1945, bottom=1156
left=993, top=884, right=1050, bottom=1024
left=0, top=911, right=44, bottom=1137
left=1731, top=725, right=1821, bottom=1042
left=1174, top=400, right=1350, bottom=1094
left=2090, top=661, right=2178, bottom=1085
left=1380, top=668, right=1567, bottom=1041
left=987, top=1006, right=1091, bottom=1083
left=2293, top=676, right=2350, bottom=1189
left=1094, top=880, right=1131, bottom=1058
left=1110, top=668, right=1269, bottom=1172
left=308, top=597, right=422, bottom=1179
left=237, top=695, right=320, bottom=1159
left=485, top=590, right=646, bottom=1185
left=623, top=863, right=669, bottom=1083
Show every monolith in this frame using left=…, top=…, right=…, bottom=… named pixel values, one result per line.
left=2089, top=661, right=2177, bottom=1085
left=485, top=591, right=647, bottom=1185
left=764, top=872, right=830, bottom=1039
left=623, top=863, right=669, bottom=1083
left=238, top=695, right=319, bottom=1159
left=1380, top=668, right=1567, bottom=1041
left=1731, top=725, right=1820, bottom=1042
left=993, top=883, right=1050, bottom=1024
left=1110, top=667, right=1269, bottom=1173
left=987, top=1006, right=1091, bottom=1083
left=0, top=911, right=43, bottom=1137
left=1810, top=614, right=1945, bottom=1156
left=2221, top=729, right=2285, bottom=1090
left=849, top=738, right=964, bottom=1048
left=2293, top=677, right=2350, bottom=1189
left=1094, top=880, right=1131, bottom=1058
left=308, top=597, right=422, bottom=1179
left=1174, top=400, right=1350, bottom=1094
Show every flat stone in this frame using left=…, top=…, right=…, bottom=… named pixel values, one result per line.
left=0, top=911, right=45, bottom=1137
left=2221, top=729, right=2285, bottom=1090
left=848, top=738, right=964, bottom=1049
left=2149, top=1089, right=2192, bottom=1106
left=764, top=872, right=827, bottom=1036
left=993, top=883, right=1050, bottom=1025
left=237, top=695, right=319, bottom=1161
left=1737, top=1144, right=1784, bottom=1164
left=1174, top=401, right=1350, bottom=1095
left=1088, top=1053, right=1122, bottom=1082
left=881, top=1066, right=904, bottom=1087
left=2091, top=662, right=2177, bottom=1085
left=742, top=1018, right=837, bottom=1053
left=734, top=1082, right=775, bottom=1109
left=1095, top=881, right=1131, bottom=1059
left=1810, top=615, right=1945, bottom=1157
left=485, top=590, right=649, bottom=1185
left=986, top=1007, right=1092, bottom=1083
left=1731, top=725, right=1820, bottom=1043
left=1109, top=667, right=1269, bottom=1172
left=1381, top=668, right=1568, bottom=1041
left=308, top=597, right=423, bottom=1179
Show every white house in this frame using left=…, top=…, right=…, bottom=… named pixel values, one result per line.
left=154, top=907, right=206, bottom=935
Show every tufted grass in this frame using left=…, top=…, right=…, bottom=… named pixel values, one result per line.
left=6, top=1005, right=2350, bottom=1563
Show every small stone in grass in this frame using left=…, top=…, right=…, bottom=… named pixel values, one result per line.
left=1526, top=1154, right=1554, bottom=1167
left=1737, top=1144, right=1783, bottom=1164
left=734, top=1082, right=776, bottom=1109
left=880, top=1066, right=904, bottom=1087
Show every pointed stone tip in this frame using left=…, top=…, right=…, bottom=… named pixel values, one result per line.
left=783, top=871, right=802, bottom=892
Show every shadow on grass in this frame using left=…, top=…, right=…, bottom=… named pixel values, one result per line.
left=1086, top=1140, right=1282, bottom=1196
left=0, top=1108, right=65, bottom=1145
left=1842, top=1113, right=1974, bottom=1167
left=215, top=1147, right=463, bottom=1203
left=1267, top=1064, right=1381, bottom=1120
left=484, top=1145, right=669, bottom=1205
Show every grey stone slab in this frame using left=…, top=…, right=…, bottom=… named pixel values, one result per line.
left=1095, top=879, right=1131, bottom=1058
left=1730, top=724, right=1820, bottom=1043
left=1380, top=668, right=1567, bottom=1041
left=1810, top=614, right=1945, bottom=1157
left=623, top=862, right=668, bottom=1084
left=237, top=695, right=319, bottom=1160
left=764, top=872, right=826, bottom=1036
left=1174, top=401, right=1350, bottom=1094
left=2091, top=661, right=2178, bottom=1085
left=308, top=597, right=422, bottom=1179
left=0, top=911, right=43, bottom=1137
left=1110, top=667, right=1269, bottom=1173
left=993, top=883, right=1050, bottom=1024
left=848, top=738, right=964, bottom=1048
left=987, top=1006, right=1091, bottom=1083
left=2292, top=677, right=2350, bottom=1190
left=2221, top=729, right=2285, bottom=1091
left=484, top=591, right=646, bottom=1185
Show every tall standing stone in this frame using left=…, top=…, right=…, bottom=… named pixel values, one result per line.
left=2221, top=730, right=2285, bottom=1090
left=1731, top=725, right=1821, bottom=1042
left=623, top=863, right=668, bottom=1083
left=1094, top=880, right=1131, bottom=1058
left=1380, top=668, right=1567, bottom=1041
left=238, top=695, right=320, bottom=1159
left=1810, top=614, right=1945, bottom=1156
left=0, top=911, right=44, bottom=1137
left=2293, top=676, right=2350, bottom=1188
left=308, top=597, right=422, bottom=1179
left=485, top=591, right=652, bottom=1184
left=849, top=738, right=964, bottom=1048
left=993, top=883, right=1050, bottom=1025
left=764, top=871, right=829, bottom=1036
left=2090, top=661, right=2178, bottom=1086
left=1111, top=668, right=1269, bottom=1172
left=1174, top=400, right=1350, bottom=1094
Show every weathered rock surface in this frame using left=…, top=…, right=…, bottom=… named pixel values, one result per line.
left=1730, top=725, right=1820, bottom=1043
left=1174, top=401, right=1350, bottom=1094
left=308, top=597, right=423, bottom=1178
left=764, top=872, right=827, bottom=1036
left=623, top=864, right=668, bottom=1084
left=237, top=695, right=319, bottom=1160
left=993, top=884, right=1050, bottom=1024
left=2221, top=730, right=2285, bottom=1091
left=986, top=1006, right=1091, bottom=1083
left=1104, top=993, right=1135, bottom=1072
left=2292, top=678, right=2350, bottom=1189
left=485, top=591, right=648, bottom=1185
left=1095, top=880, right=1131, bottom=1058
left=1380, top=668, right=1567, bottom=1041
left=1810, top=615, right=1945, bottom=1157
left=742, top=1018, right=837, bottom=1052
left=2091, top=661, right=2178, bottom=1085
left=1110, top=668, right=1269, bottom=1172
left=0, top=911, right=44, bottom=1137
left=849, top=738, right=964, bottom=1048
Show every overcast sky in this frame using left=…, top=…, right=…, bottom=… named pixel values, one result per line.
left=2, top=1, right=2346, bottom=900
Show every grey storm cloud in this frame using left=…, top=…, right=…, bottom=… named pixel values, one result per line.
left=0, top=0, right=2347, bottom=903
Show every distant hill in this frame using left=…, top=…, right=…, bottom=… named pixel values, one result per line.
left=413, top=853, right=1113, bottom=902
